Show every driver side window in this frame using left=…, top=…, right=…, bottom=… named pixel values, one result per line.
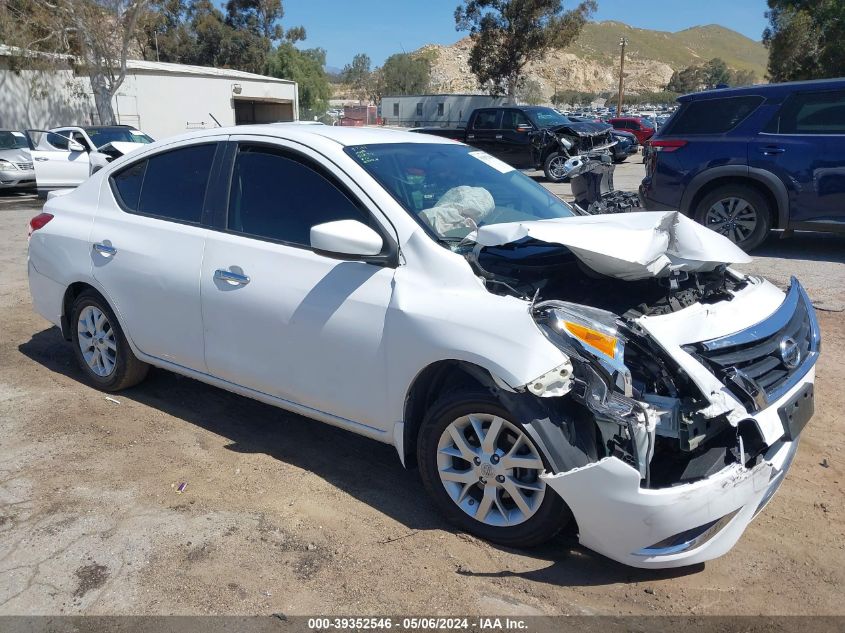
left=226, top=144, right=371, bottom=248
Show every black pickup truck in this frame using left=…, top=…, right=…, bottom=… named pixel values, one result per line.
left=412, top=106, right=616, bottom=182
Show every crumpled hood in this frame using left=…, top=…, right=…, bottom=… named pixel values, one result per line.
left=466, top=211, right=752, bottom=281
left=547, top=122, right=609, bottom=137
left=95, top=141, right=145, bottom=155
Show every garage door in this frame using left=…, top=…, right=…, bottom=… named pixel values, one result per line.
left=234, top=99, right=294, bottom=125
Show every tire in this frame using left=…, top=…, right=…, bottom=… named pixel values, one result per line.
left=70, top=289, right=149, bottom=392
left=417, top=389, right=571, bottom=548
left=542, top=152, right=569, bottom=183
left=693, top=184, right=771, bottom=251
left=613, top=155, right=627, bottom=164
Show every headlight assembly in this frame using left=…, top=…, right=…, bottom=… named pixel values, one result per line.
left=0, top=160, right=17, bottom=171
left=534, top=301, right=632, bottom=397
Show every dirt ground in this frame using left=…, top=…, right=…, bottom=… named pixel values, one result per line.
left=1, top=185, right=843, bottom=616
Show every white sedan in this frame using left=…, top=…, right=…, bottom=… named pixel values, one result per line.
left=27, top=125, right=819, bottom=568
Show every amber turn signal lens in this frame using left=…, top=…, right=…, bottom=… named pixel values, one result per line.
left=563, top=321, right=618, bottom=359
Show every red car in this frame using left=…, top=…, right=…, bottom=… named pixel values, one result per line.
left=608, top=117, right=655, bottom=144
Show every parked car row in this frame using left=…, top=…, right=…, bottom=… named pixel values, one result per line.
left=0, top=125, right=154, bottom=197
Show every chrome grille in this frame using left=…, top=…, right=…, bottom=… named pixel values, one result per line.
left=683, top=279, right=820, bottom=408
left=15, top=162, right=33, bottom=170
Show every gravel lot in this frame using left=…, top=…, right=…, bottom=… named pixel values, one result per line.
left=0, top=171, right=843, bottom=616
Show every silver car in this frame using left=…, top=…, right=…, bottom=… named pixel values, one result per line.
left=0, top=129, right=36, bottom=190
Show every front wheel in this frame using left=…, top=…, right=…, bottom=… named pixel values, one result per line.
left=543, top=152, right=570, bottom=183
left=417, top=390, right=571, bottom=547
left=693, top=184, right=771, bottom=251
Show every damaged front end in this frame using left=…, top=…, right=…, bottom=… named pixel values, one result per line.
left=461, top=212, right=821, bottom=567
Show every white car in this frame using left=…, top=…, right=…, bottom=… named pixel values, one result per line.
left=0, top=129, right=36, bottom=190
left=26, top=125, right=819, bottom=569
left=28, top=125, right=154, bottom=197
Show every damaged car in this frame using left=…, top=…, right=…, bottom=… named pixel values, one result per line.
left=27, top=126, right=819, bottom=569
left=412, top=106, right=616, bottom=182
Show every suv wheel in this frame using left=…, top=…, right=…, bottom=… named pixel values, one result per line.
left=70, top=289, right=149, bottom=392
left=694, top=184, right=771, bottom=251
left=417, top=389, right=571, bottom=547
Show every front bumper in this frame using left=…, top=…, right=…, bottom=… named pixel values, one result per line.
left=0, top=167, right=36, bottom=188
left=542, top=371, right=812, bottom=568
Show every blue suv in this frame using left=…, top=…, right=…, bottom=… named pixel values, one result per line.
left=640, top=79, right=845, bottom=250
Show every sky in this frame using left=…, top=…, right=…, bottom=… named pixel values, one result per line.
left=274, top=0, right=771, bottom=69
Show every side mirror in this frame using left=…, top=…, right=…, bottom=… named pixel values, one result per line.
left=68, top=140, right=86, bottom=153
left=310, top=219, right=383, bottom=258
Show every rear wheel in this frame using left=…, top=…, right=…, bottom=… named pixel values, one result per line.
left=70, top=289, right=149, bottom=391
left=417, top=389, right=570, bottom=547
left=693, top=184, right=771, bottom=251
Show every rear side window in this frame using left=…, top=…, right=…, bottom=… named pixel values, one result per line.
left=227, top=145, right=370, bottom=248
left=664, top=96, right=764, bottom=135
left=110, top=143, right=216, bottom=223
left=473, top=110, right=501, bottom=130
left=112, top=161, right=146, bottom=210
left=765, top=90, right=845, bottom=135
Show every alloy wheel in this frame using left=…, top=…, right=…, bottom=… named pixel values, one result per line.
left=705, top=196, right=759, bottom=244
left=547, top=156, right=568, bottom=180
left=436, top=413, right=546, bottom=527
left=77, top=305, right=117, bottom=377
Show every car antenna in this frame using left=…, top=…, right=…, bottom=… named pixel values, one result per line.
left=209, top=113, right=222, bottom=127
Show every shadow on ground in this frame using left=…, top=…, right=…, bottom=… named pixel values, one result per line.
left=755, top=230, right=845, bottom=264
left=19, top=325, right=703, bottom=587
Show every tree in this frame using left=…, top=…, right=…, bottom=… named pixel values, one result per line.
left=454, top=0, right=595, bottom=98
left=267, top=42, right=331, bottom=118
left=3, top=0, right=150, bottom=125
left=380, top=53, right=431, bottom=96
left=342, top=53, right=372, bottom=102
left=702, top=58, right=731, bottom=89
left=666, top=65, right=703, bottom=93
left=517, top=77, right=544, bottom=104
left=763, top=0, right=845, bottom=81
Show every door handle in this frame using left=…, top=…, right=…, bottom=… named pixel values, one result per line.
left=93, top=242, right=116, bottom=257
left=495, top=134, right=503, bottom=139
left=34, top=156, right=49, bottom=162
left=214, top=268, right=250, bottom=286
left=760, top=146, right=786, bottom=155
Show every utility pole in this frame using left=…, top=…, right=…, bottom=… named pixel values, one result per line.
left=154, top=30, right=160, bottom=62
left=617, top=36, right=628, bottom=115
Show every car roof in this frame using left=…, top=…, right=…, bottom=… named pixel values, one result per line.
left=679, top=77, right=845, bottom=102
left=162, top=124, right=459, bottom=147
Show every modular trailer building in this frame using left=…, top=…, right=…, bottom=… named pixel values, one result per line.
left=381, top=94, right=509, bottom=128
left=0, top=46, right=298, bottom=140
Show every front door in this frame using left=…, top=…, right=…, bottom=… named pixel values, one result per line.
left=200, top=139, right=396, bottom=429
left=29, top=130, right=90, bottom=189
left=499, top=110, right=536, bottom=169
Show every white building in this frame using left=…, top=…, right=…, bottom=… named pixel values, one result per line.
left=380, top=94, right=509, bottom=128
left=0, top=46, right=298, bottom=140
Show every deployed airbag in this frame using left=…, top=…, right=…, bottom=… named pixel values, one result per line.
left=421, top=186, right=495, bottom=235
left=467, top=211, right=751, bottom=280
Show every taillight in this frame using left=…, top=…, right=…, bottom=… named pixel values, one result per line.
left=651, top=139, right=688, bottom=153
left=28, top=212, right=54, bottom=238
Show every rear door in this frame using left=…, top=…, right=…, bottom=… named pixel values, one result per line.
left=750, top=88, right=845, bottom=226
left=91, top=139, right=223, bottom=371
left=29, top=129, right=91, bottom=189
left=465, top=109, right=501, bottom=157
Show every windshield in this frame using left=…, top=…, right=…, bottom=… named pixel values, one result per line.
left=0, top=131, right=29, bottom=150
left=526, top=107, right=571, bottom=128
left=86, top=127, right=154, bottom=147
left=345, top=143, right=575, bottom=242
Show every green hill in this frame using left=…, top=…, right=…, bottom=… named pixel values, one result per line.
left=567, top=21, right=768, bottom=76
